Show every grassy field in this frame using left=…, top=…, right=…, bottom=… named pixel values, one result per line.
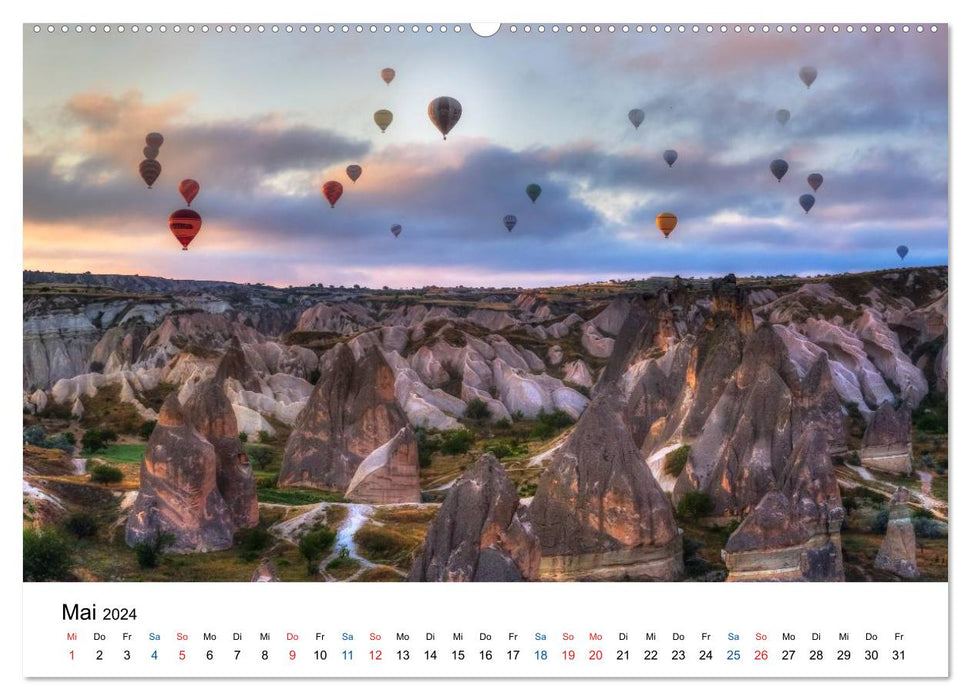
left=85, top=442, right=147, bottom=464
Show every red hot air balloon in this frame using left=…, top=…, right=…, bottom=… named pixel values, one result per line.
left=381, top=68, right=396, bottom=85
left=322, top=181, right=343, bottom=208
left=139, top=159, right=161, bottom=188
left=178, top=179, right=200, bottom=206
left=169, top=209, right=202, bottom=250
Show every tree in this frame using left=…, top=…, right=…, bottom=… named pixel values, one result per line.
left=298, top=527, right=337, bottom=575
left=81, top=428, right=117, bottom=453
left=464, top=398, right=491, bottom=421
left=23, top=528, right=73, bottom=581
left=134, top=530, right=176, bottom=569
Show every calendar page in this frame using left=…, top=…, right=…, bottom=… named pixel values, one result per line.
left=19, top=7, right=951, bottom=688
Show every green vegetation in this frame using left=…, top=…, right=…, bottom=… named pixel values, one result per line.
left=79, top=385, right=143, bottom=435
left=529, top=409, right=574, bottom=440
left=138, top=420, right=157, bottom=439
left=464, top=398, right=491, bottom=421
left=298, top=527, right=337, bottom=574
left=663, top=445, right=691, bottom=478
left=482, top=438, right=529, bottom=460
left=440, top=429, right=476, bottom=455
left=89, top=464, right=124, bottom=484
left=913, top=394, right=947, bottom=435
left=236, top=526, right=271, bottom=561
left=256, top=487, right=343, bottom=506
left=239, top=432, right=249, bottom=443
left=23, top=528, right=73, bottom=581
left=245, top=444, right=275, bottom=471
left=90, top=442, right=146, bottom=465
left=675, top=491, right=715, bottom=520
left=257, top=430, right=273, bottom=444
left=134, top=531, right=177, bottom=569
left=81, top=427, right=118, bottom=453
left=23, top=426, right=75, bottom=453
left=356, top=566, right=405, bottom=582
left=64, top=513, right=99, bottom=539
left=325, top=556, right=362, bottom=580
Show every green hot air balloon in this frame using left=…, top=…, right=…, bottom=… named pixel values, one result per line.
left=374, top=109, right=394, bottom=133
left=525, top=184, right=542, bottom=203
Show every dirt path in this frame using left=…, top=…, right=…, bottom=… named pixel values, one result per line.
left=840, top=466, right=947, bottom=520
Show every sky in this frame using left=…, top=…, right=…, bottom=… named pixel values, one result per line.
left=23, top=26, right=948, bottom=288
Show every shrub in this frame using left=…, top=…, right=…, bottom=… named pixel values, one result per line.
left=81, top=428, right=117, bottom=453
left=134, top=531, right=176, bottom=569
left=298, top=527, right=337, bottom=574
left=257, top=430, right=273, bottom=444
left=246, top=444, right=275, bottom=471
left=23, top=425, right=47, bottom=446
left=138, top=420, right=157, bottom=440
left=663, top=445, right=691, bottom=478
left=494, top=418, right=512, bottom=430
left=23, top=528, right=73, bottom=581
left=464, top=398, right=491, bottom=421
left=913, top=517, right=947, bottom=539
left=870, top=508, right=890, bottom=534
left=64, top=513, right=98, bottom=539
left=440, top=429, right=475, bottom=455
left=676, top=491, right=715, bottom=520
left=529, top=409, right=575, bottom=440
left=89, top=464, right=124, bottom=484
left=238, top=432, right=249, bottom=443
left=308, top=369, right=322, bottom=385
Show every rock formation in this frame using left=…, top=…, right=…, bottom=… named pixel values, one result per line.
left=722, top=429, right=844, bottom=581
left=184, top=352, right=259, bottom=528
left=279, top=344, right=407, bottom=492
left=874, top=487, right=919, bottom=578
left=344, top=427, right=422, bottom=504
left=860, top=401, right=913, bottom=475
left=527, top=389, right=683, bottom=581
left=408, top=454, right=540, bottom=581
left=126, top=395, right=235, bottom=553
left=251, top=559, right=281, bottom=582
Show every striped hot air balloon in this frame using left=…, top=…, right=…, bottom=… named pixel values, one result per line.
left=656, top=212, right=678, bottom=239
left=169, top=209, right=201, bottom=250
left=427, top=96, right=462, bottom=140
left=139, top=159, right=161, bottom=188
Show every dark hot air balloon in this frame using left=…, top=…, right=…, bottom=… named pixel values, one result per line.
left=775, top=109, right=791, bottom=126
left=146, top=132, right=164, bottom=149
left=139, top=159, right=161, bottom=188
left=656, top=212, right=677, bottom=238
left=503, top=215, right=517, bottom=232
left=799, top=66, right=817, bottom=88
left=391, top=224, right=402, bottom=238
left=346, top=165, right=363, bottom=183
left=374, top=109, right=393, bottom=133
left=169, top=209, right=201, bottom=250
left=663, top=149, right=678, bottom=168
left=807, top=173, right=823, bottom=192
left=628, top=109, right=645, bottom=129
left=770, top=159, right=789, bottom=182
left=526, top=184, right=542, bottom=203
left=799, top=194, right=815, bottom=213
left=143, top=145, right=159, bottom=159
left=178, top=179, right=200, bottom=206
left=381, top=68, right=396, bottom=85
left=897, top=245, right=909, bottom=260
left=321, top=181, right=343, bottom=208
left=427, top=96, right=462, bottom=140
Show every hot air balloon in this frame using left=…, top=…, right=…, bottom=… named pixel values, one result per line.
left=146, top=132, right=164, bottom=149
left=139, top=159, right=161, bottom=188
left=799, top=66, right=817, bottom=88
left=897, top=245, right=909, bottom=260
left=178, top=179, right=200, bottom=206
left=427, top=96, right=462, bottom=140
left=663, top=149, right=678, bottom=168
left=628, top=109, right=645, bottom=129
left=321, top=181, right=343, bottom=208
left=374, top=109, right=394, bottom=133
left=807, top=173, right=823, bottom=192
left=381, top=68, right=396, bottom=85
left=143, top=145, right=159, bottom=160
left=503, top=215, right=517, bottom=232
left=346, top=164, right=363, bottom=183
left=169, top=209, right=201, bottom=250
left=799, top=194, right=816, bottom=213
left=770, top=159, right=789, bottom=182
left=391, top=224, right=402, bottom=238
left=525, top=184, right=542, bottom=203
left=656, top=212, right=677, bottom=239
left=775, top=109, right=791, bottom=126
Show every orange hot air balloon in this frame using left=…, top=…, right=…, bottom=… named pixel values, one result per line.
left=139, top=159, right=161, bottom=188
left=322, top=181, right=343, bottom=208
left=656, top=212, right=678, bottom=239
left=381, top=67, right=396, bottom=85
left=169, top=209, right=202, bottom=250
left=178, top=179, right=200, bottom=206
